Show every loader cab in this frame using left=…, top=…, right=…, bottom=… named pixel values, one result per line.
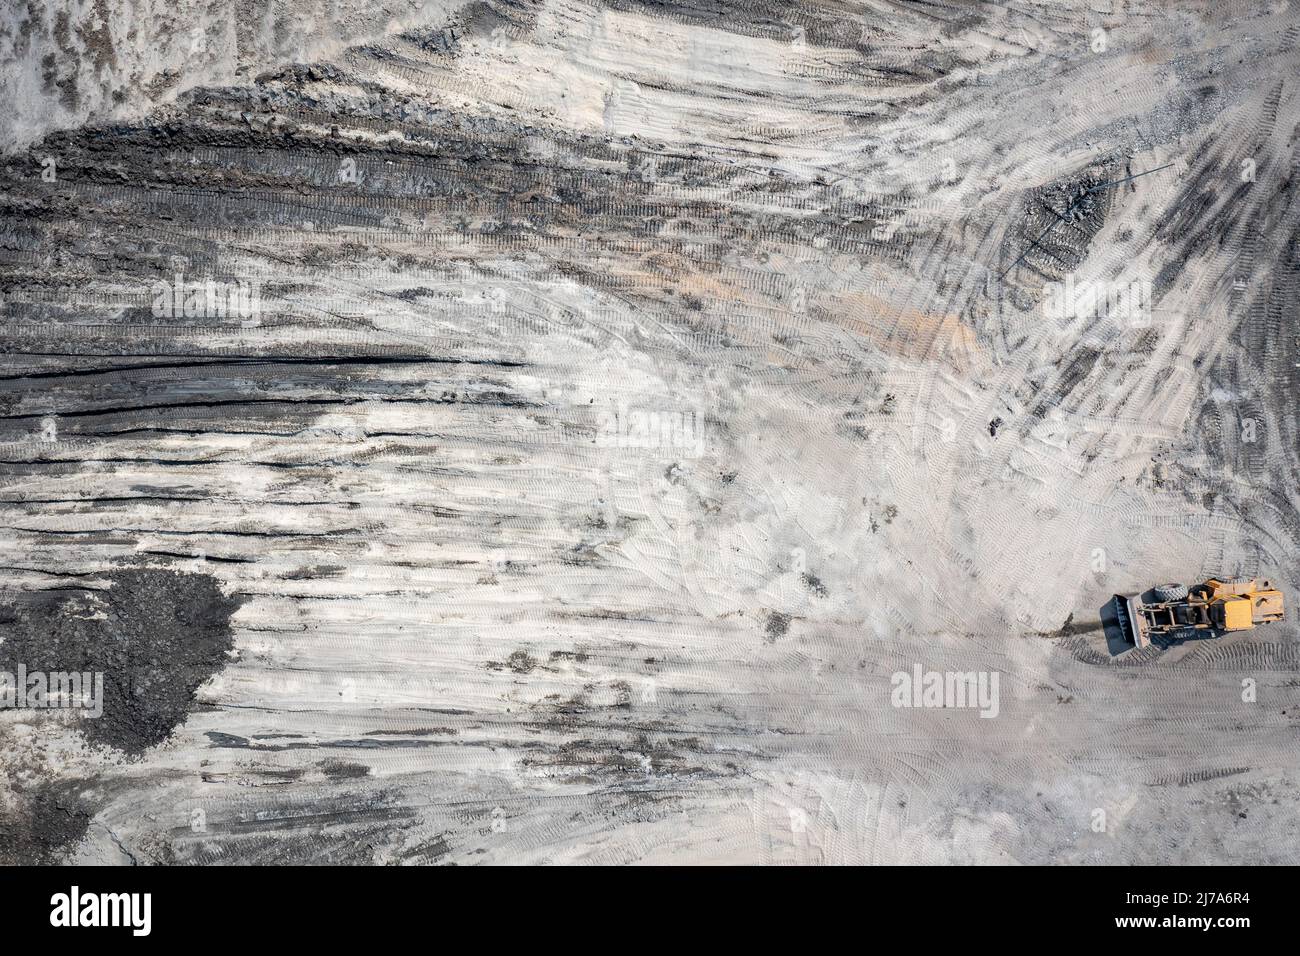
left=1211, top=594, right=1254, bottom=631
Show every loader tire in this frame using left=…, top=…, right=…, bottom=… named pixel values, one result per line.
left=1153, top=583, right=1188, bottom=602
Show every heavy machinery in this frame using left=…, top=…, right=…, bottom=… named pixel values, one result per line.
left=1114, top=578, right=1285, bottom=648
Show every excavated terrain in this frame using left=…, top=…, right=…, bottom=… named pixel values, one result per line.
left=1, top=0, right=1298, bottom=864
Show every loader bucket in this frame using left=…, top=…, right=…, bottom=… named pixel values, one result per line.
left=1113, top=593, right=1149, bottom=648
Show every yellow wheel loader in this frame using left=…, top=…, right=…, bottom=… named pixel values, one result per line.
left=1114, top=578, right=1285, bottom=649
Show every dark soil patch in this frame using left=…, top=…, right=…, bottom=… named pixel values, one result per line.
left=0, top=568, right=243, bottom=754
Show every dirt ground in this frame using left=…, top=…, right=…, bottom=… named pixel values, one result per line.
left=1, top=0, right=1298, bottom=864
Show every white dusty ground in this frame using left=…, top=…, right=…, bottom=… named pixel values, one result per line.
left=1, top=0, right=1298, bottom=863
